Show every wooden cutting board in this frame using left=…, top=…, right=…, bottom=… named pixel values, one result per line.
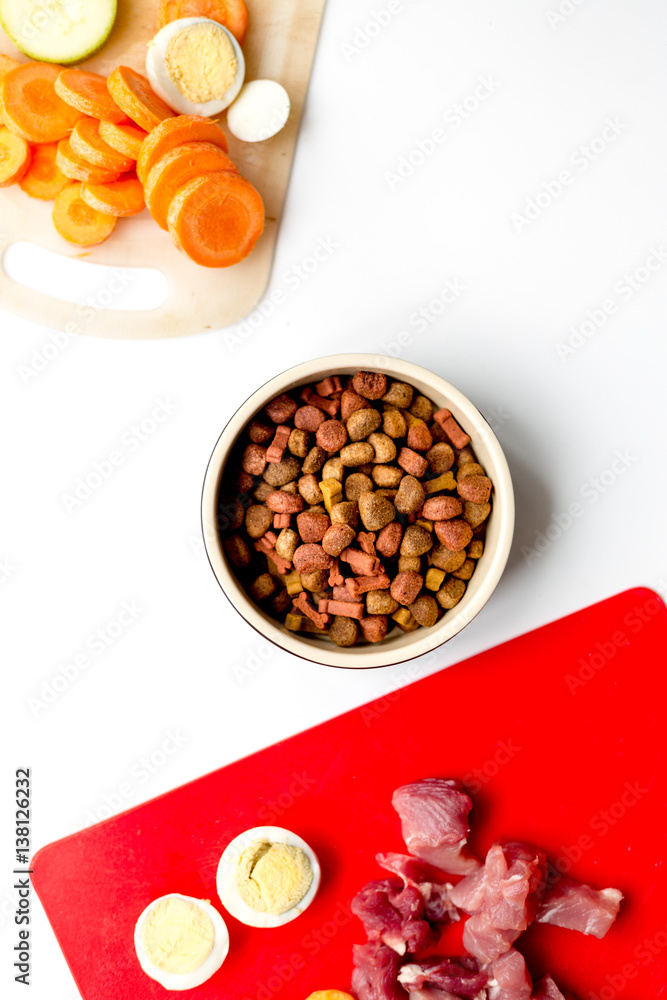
left=0, top=0, right=326, bottom=338
left=31, top=588, right=667, bottom=999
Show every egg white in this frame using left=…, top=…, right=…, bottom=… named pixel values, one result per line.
left=226, top=80, right=291, bottom=142
left=134, top=893, right=229, bottom=991
left=146, top=17, right=246, bottom=117
left=217, top=826, right=321, bottom=928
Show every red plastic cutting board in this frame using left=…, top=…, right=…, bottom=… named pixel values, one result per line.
left=33, top=588, right=667, bottom=1000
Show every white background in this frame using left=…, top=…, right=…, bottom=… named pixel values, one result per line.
left=2, top=1, right=667, bottom=997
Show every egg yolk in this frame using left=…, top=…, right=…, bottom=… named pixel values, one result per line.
left=142, top=897, right=215, bottom=975
left=165, top=22, right=238, bottom=104
left=236, top=841, right=313, bottom=914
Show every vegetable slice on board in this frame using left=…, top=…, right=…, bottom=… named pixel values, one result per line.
left=0, top=124, right=30, bottom=185
left=136, top=113, right=228, bottom=183
left=107, top=66, right=175, bottom=132
left=144, top=139, right=237, bottom=229
left=0, top=0, right=117, bottom=64
left=0, top=62, right=82, bottom=142
left=167, top=170, right=264, bottom=267
left=70, top=117, right=134, bottom=172
left=53, top=183, right=117, bottom=245
left=157, top=0, right=248, bottom=43
left=56, top=138, right=122, bottom=184
left=98, top=120, right=148, bottom=159
left=81, top=175, right=145, bottom=217
left=55, top=69, right=127, bottom=123
left=19, top=140, right=69, bottom=198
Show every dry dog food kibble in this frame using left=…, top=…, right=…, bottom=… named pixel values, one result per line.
left=218, top=371, right=493, bottom=646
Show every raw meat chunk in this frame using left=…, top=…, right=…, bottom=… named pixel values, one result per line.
left=376, top=852, right=460, bottom=923
left=398, top=956, right=488, bottom=998
left=352, top=879, right=436, bottom=955
left=531, top=975, right=566, bottom=999
left=535, top=878, right=622, bottom=938
left=487, top=949, right=532, bottom=1000
left=392, top=778, right=480, bottom=875
left=352, top=941, right=408, bottom=1000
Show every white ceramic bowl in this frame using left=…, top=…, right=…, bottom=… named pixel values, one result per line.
left=202, top=354, right=514, bottom=668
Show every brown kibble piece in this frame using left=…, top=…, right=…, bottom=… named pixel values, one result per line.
left=430, top=545, right=467, bottom=573
left=376, top=521, right=403, bottom=557
left=390, top=570, right=423, bottom=606
left=452, top=559, right=475, bottom=581
left=265, top=393, right=297, bottom=424
left=245, top=504, right=274, bottom=539
left=407, top=423, right=433, bottom=452
left=375, top=489, right=398, bottom=501
left=345, top=472, right=374, bottom=502
left=400, top=525, right=433, bottom=557
left=366, top=590, right=399, bottom=614
left=463, top=501, right=491, bottom=528
left=301, top=569, right=329, bottom=591
left=340, top=442, right=375, bottom=466
left=457, top=462, right=486, bottom=479
left=457, top=448, right=476, bottom=465
left=367, top=432, right=397, bottom=464
left=302, top=446, right=326, bottom=474
left=347, top=407, right=382, bottom=441
left=359, top=615, right=389, bottom=643
left=468, top=540, right=484, bottom=559
left=316, top=418, right=347, bottom=452
left=253, top=481, right=274, bottom=502
left=298, top=474, right=324, bottom=506
left=436, top=578, right=466, bottom=610
left=250, top=573, right=276, bottom=601
left=383, top=408, right=407, bottom=439
left=329, top=615, right=359, bottom=647
left=322, top=523, right=356, bottom=557
left=457, top=475, right=492, bottom=503
left=265, top=491, right=304, bottom=514
left=288, top=428, right=309, bottom=458
left=275, top=527, right=299, bottom=561
left=397, top=447, right=429, bottom=478
left=398, top=555, right=422, bottom=573
left=409, top=594, right=439, bottom=627
left=293, top=544, right=332, bottom=573
left=372, top=464, right=403, bottom=488
left=271, top=588, right=291, bottom=615
left=248, top=419, right=274, bottom=444
left=352, top=371, right=387, bottom=399
left=296, top=510, right=331, bottom=543
left=358, top=492, right=396, bottom=531
left=382, top=381, right=413, bottom=409
left=223, top=534, right=251, bottom=568
left=409, top=395, right=433, bottom=421
left=263, top=455, right=301, bottom=486
left=422, top=496, right=463, bottom=521
left=427, top=441, right=455, bottom=474
left=330, top=500, right=359, bottom=526
left=340, top=388, right=371, bottom=421
left=321, top=456, right=344, bottom=482
left=236, top=470, right=254, bottom=493
left=242, top=443, right=267, bottom=475
left=394, top=475, right=425, bottom=515
left=435, top=519, right=474, bottom=551
left=295, top=405, right=326, bottom=432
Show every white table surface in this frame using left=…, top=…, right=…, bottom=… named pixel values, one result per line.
left=2, top=1, right=667, bottom=996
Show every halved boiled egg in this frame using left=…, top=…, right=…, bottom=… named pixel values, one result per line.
left=146, top=17, right=245, bottom=117
left=134, top=893, right=229, bottom=990
left=217, top=826, right=321, bottom=928
left=226, top=80, right=291, bottom=142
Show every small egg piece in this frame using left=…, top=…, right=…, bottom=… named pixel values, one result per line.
left=134, top=893, right=229, bottom=990
left=226, top=80, right=290, bottom=142
left=146, top=17, right=245, bottom=116
left=217, top=826, right=321, bottom=928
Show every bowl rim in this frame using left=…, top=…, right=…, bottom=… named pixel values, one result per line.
left=201, top=353, right=515, bottom=669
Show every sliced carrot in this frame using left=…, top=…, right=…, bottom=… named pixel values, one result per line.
left=157, top=0, right=248, bottom=43
left=70, top=117, right=134, bottom=173
left=144, top=140, right=237, bottom=229
left=136, top=114, right=228, bottom=184
left=81, top=175, right=145, bottom=217
left=56, top=138, right=122, bottom=184
left=0, top=125, right=31, bottom=186
left=98, top=120, right=148, bottom=159
left=53, top=183, right=117, bottom=246
left=0, top=62, right=82, bottom=143
left=19, top=141, right=69, bottom=199
left=167, top=171, right=264, bottom=267
left=0, top=54, right=21, bottom=125
left=107, top=66, right=175, bottom=132
left=55, top=69, right=127, bottom=124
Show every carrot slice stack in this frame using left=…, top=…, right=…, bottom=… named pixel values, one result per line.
left=53, top=184, right=117, bottom=246
left=136, top=114, right=228, bottom=183
left=107, top=67, right=175, bottom=132
left=0, top=62, right=82, bottom=143
left=55, top=69, right=128, bottom=124
left=144, top=140, right=237, bottom=229
left=56, top=138, right=122, bottom=184
left=70, top=117, right=135, bottom=172
left=167, top=171, right=264, bottom=267
left=0, top=125, right=31, bottom=186
left=81, top=176, right=145, bottom=217
left=98, top=121, right=148, bottom=160
left=19, top=142, right=70, bottom=199
left=0, top=54, right=21, bottom=125
left=157, top=0, right=248, bottom=43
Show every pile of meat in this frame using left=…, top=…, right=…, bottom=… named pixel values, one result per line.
left=350, top=778, right=622, bottom=1000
